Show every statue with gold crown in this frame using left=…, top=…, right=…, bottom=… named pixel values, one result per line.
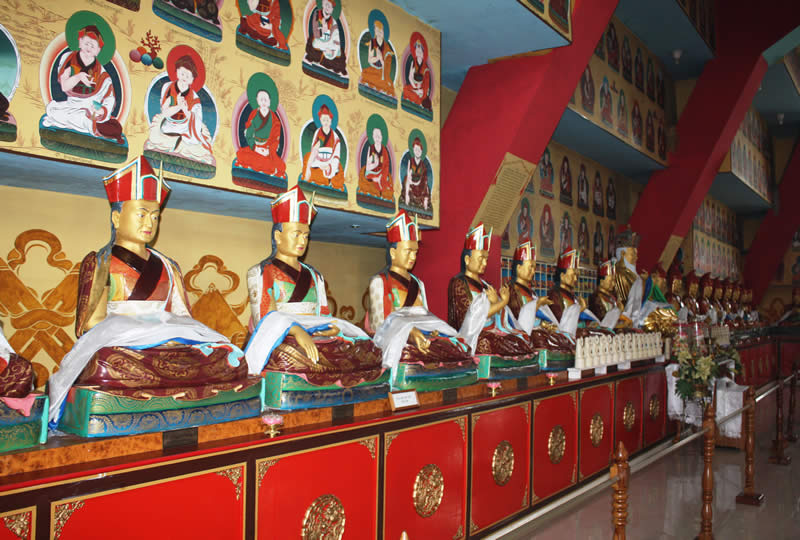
left=588, top=259, right=632, bottom=330
left=245, top=186, right=388, bottom=409
left=698, top=273, right=716, bottom=323
left=711, top=277, right=726, bottom=323
left=49, top=156, right=260, bottom=437
left=612, top=226, right=676, bottom=332
left=682, top=271, right=701, bottom=320
left=665, top=262, right=685, bottom=314
left=367, top=211, right=478, bottom=391
left=447, top=223, right=539, bottom=379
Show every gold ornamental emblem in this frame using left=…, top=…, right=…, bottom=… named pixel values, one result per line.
left=302, top=494, right=346, bottom=540
left=548, top=425, right=567, bottom=464
left=589, top=413, right=604, bottom=447
left=648, top=394, right=661, bottom=420
left=623, top=401, right=636, bottom=431
left=492, top=440, right=515, bottom=486
left=413, top=464, right=445, bottom=517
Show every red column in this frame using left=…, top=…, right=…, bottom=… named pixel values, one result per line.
left=629, top=1, right=800, bottom=271
left=745, top=143, right=800, bottom=304
left=417, top=0, right=620, bottom=318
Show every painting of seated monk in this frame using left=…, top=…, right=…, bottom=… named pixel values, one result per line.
left=356, top=113, right=395, bottom=213
left=0, top=24, right=20, bottom=143
left=298, top=94, right=348, bottom=200
left=231, top=72, right=289, bottom=193
left=152, top=0, right=224, bottom=42
left=143, top=45, right=217, bottom=179
left=398, top=129, right=434, bottom=220
left=357, top=9, right=397, bottom=109
left=39, top=11, right=130, bottom=163
left=401, top=31, right=434, bottom=122
left=302, top=0, right=350, bottom=89
left=236, top=0, right=293, bottom=66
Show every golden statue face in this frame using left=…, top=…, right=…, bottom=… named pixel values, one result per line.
left=113, top=199, right=161, bottom=247
left=599, top=273, right=614, bottom=290
left=702, top=285, right=712, bottom=299
left=390, top=240, right=419, bottom=272
left=464, top=249, right=488, bottom=276
left=713, top=287, right=722, bottom=300
left=623, top=246, right=638, bottom=266
left=275, top=222, right=310, bottom=259
left=562, top=267, right=578, bottom=288
left=671, top=279, right=683, bottom=296
left=516, top=259, right=535, bottom=283
left=689, top=283, right=698, bottom=298
left=652, top=275, right=666, bottom=292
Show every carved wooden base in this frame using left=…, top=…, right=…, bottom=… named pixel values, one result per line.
left=735, top=492, right=765, bottom=506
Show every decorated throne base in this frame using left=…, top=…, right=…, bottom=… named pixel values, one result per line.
left=261, top=370, right=391, bottom=410
left=391, top=362, right=479, bottom=392
left=537, top=349, right=574, bottom=371
left=476, top=353, right=541, bottom=380
left=57, top=381, right=263, bottom=438
left=0, top=394, right=48, bottom=452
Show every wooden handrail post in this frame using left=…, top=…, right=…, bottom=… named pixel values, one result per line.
left=736, top=387, right=764, bottom=506
left=769, top=366, right=791, bottom=465
left=697, top=391, right=716, bottom=540
left=786, top=358, right=797, bottom=443
left=611, top=441, right=629, bottom=540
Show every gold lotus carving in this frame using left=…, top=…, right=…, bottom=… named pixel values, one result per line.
left=413, top=464, right=445, bottom=518
left=648, top=394, right=661, bottom=420
left=590, top=413, right=604, bottom=447
left=623, top=401, right=636, bottom=431
left=492, top=440, right=515, bottom=486
left=548, top=425, right=567, bottom=464
left=302, top=494, right=345, bottom=540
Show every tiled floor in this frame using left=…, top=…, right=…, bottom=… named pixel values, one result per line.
left=499, top=392, right=800, bottom=539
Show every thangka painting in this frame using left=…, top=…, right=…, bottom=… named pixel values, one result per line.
left=577, top=216, right=590, bottom=263
left=646, top=57, right=655, bottom=102
left=617, top=90, right=628, bottom=138
left=236, top=0, right=294, bottom=65
left=580, top=66, right=594, bottom=114
left=599, top=77, right=613, bottom=128
left=607, top=223, right=615, bottom=260
left=632, top=101, right=642, bottom=146
left=399, top=128, right=433, bottom=219
left=576, top=164, right=589, bottom=211
left=357, top=9, right=398, bottom=109
left=143, top=45, right=218, bottom=179
left=549, top=0, right=570, bottom=34
left=634, top=47, right=643, bottom=91
left=298, top=94, right=348, bottom=200
left=400, top=31, right=434, bottom=121
left=518, top=198, right=533, bottom=244
left=645, top=110, right=655, bottom=152
left=593, top=220, right=604, bottom=265
left=356, top=113, right=395, bottom=213
left=606, top=177, right=616, bottom=220
left=559, top=155, right=572, bottom=206
left=153, top=0, right=223, bottom=42
left=592, top=171, right=604, bottom=217
left=559, top=210, right=573, bottom=253
left=231, top=72, right=289, bottom=193
left=39, top=11, right=131, bottom=163
left=539, top=147, right=554, bottom=199
left=621, top=36, right=632, bottom=83
left=606, top=22, right=619, bottom=72
left=0, top=24, right=20, bottom=143
left=302, top=0, right=350, bottom=89
left=540, top=203, right=555, bottom=259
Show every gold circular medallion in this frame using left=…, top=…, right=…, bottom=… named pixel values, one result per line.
left=548, top=425, right=567, bottom=464
left=302, top=494, right=345, bottom=540
left=413, top=464, right=445, bottom=518
left=623, top=401, right=636, bottom=431
left=589, top=413, right=604, bottom=447
left=648, top=394, right=661, bottom=420
left=492, top=440, right=515, bottom=486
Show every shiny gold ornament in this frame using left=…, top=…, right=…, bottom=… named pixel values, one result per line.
left=302, top=494, right=346, bottom=540
left=412, top=464, right=445, bottom=517
left=492, top=440, right=515, bottom=486
left=623, top=401, right=636, bottom=431
left=643, top=308, right=678, bottom=337
left=589, top=413, right=604, bottom=447
left=648, top=395, right=661, bottom=420
left=548, top=425, right=567, bottom=464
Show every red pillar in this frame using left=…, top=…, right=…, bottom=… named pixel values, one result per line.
left=629, top=1, right=800, bottom=271
left=417, top=0, right=620, bottom=319
left=745, top=143, right=800, bottom=304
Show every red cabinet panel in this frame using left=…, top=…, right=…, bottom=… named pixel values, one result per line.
left=257, top=437, right=378, bottom=539
left=0, top=508, right=34, bottom=540
left=470, top=403, right=530, bottom=534
left=53, top=465, right=245, bottom=540
left=643, top=370, right=667, bottom=446
left=615, top=377, right=643, bottom=454
left=532, top=392, right=578, bottom=503
left=384, top=418, right=467, bottom=539
left=579, top=383, right=614, bottom=480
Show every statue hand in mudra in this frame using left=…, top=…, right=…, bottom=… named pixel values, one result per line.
left=313, top=324, right=340, bottom=337
left=288, top=325, right=319, bottom=364
left=536, top=297, right=554, bottom=310
left=409, top=326, right=431, bottom=354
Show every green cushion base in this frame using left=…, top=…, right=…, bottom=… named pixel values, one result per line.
left=262, top=370, right=390, bottom=410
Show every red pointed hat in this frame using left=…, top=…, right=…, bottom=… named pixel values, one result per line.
left=668, top=261, right=682, bottom=282
left=103, top=155, right=170, bottom=205
left=464, top=222, right=492, bottom=251
left=271, top=185, right=317, bottom=225
left=386, top=210, right=419, bottom=243
left=685, top=270, right=700, bottom=286
left=513, top=241, right=535, bottom=263
left=598, top=258, right=614, bottom=278
left=700, top=272, right=714, bottom=289
left=558, top=246, right=579, bottom=270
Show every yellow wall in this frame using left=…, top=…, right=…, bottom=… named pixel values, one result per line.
left=0, top=185, right=384, bottom=389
